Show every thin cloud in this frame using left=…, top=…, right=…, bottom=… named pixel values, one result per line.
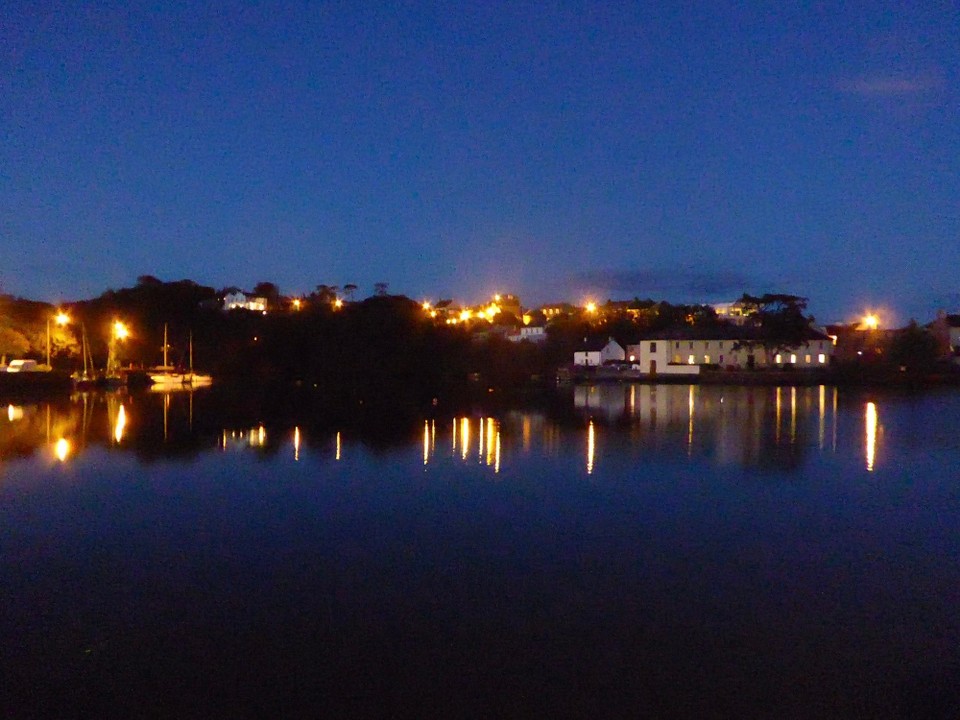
left=571, top=268, right=764, bottom=301
left=837, top=73, right=942, bottom=97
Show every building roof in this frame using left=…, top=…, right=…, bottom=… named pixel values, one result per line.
left=642, top=325, right=831, bottom=342
left=577, top=336, right=623, bottom=352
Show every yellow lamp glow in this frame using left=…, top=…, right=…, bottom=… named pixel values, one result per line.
left=55, top=312, right=70, bottom=326
left=54, top=438, right=71, bottom=462
left=333, top=298, right=343, bottom=309
left=585, top=302, right=597, bottom=314
left=113, top=321, right=129, bottom=339
left=863, top=314, right=879, bottom=330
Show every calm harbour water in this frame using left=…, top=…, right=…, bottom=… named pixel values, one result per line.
left=1, top=384, right=958, bottom=718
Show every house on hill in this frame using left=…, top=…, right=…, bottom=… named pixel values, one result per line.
left=509, top=324, right=547, bottom=343
left=574, top=338, right=625, bottom=367
left=929, top=312, right=960, bottom=364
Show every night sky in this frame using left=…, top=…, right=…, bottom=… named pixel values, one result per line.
left=2, top=3, right=957, bottom=324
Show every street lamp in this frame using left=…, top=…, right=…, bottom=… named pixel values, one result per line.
left=107, top=320, right=130, bottom=377
left=46, top=311, right=70, bottom=368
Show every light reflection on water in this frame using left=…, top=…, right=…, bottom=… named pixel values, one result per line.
left=0, top=384, right=895, bottom=476
left=1, top=384, right=958, bottom=717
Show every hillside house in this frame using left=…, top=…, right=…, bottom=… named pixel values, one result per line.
left=574, top=338, right=625, bottom=367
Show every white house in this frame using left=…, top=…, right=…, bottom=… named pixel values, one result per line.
left=224, top=293, right=268, bottom=313
left=710, top=301, right=751, bottom=326
left=574, top=338, right=625, bottom=367
left=632, top=327, right=834, bottom=375
left=509, top=325, right=547, bottom=343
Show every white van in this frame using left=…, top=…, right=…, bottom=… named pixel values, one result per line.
left=7, top=359, right=40, bottom=373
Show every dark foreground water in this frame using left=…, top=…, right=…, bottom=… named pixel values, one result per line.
left=1, top=384, right=958, bottom=718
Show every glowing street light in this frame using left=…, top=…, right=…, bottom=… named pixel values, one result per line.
left=422, top=301, right=432, bottom=311
left=292, top=299, right=302, bottom=310
left=585, top=302, right=597, bottom=314
left=46, top=310, right=71, bottom=368
left=862, top=314, right=879, bottom=330
left=333, top=298, right=343, bottom=310
left=106, top=320, right=130, bottom=378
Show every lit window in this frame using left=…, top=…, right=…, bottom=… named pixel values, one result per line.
left=818, top=353, right=826, bottom=364
left=805, top=354, right=811, bottom=363
left=688, top=355, right=695, bottom=364
left=775, top=354, right=782, bottom=364
left=704, top=355, right=711, bottom=364
left=673, top=355, right=681, bottom=363
left=790, top=354, right=797, bottom=364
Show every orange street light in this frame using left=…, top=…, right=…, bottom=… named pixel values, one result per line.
left=46, top=310, right=72, bottom=367
left=585, top=302, right=597, bottom=314
left=862, top=314, right=879, bottom=330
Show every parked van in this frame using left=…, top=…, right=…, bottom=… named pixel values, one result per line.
left=6, top=359, right=40, bottom=373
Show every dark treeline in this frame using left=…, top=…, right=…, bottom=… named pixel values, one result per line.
left=2, top=278, right=954, bottom=392
left=1, top=277, right=738, bottom=398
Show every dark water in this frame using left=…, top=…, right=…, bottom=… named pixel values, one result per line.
left=1, top=384, right=958, bottom=718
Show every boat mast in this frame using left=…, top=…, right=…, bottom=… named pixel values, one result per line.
left=81, top=324, right=88, bottom=378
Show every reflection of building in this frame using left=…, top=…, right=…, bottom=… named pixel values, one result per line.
left=574, top=385, right=632, bottom=421
left=570, top=383, right=840, bottom=470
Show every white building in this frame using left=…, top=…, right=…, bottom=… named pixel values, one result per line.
left=631, top=328, right=834, bottom=376
left=574, top=338, right=625, bottom=367
left=224, top=293, right=268, bottom=313
left=711, top=301, right=751, bottom=326
left=509, top=325, right=547, bottom=343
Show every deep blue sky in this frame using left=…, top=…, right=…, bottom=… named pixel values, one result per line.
left=2, top=2, right=957, bottom=324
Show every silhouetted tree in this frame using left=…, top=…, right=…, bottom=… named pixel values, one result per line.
left=253, top=282, right=280, bottom=303
left=889, top=321, right=939, bottom=374
left=734, top=293, right=815, bottom=362
left=374, top=282, right=389, bottom=297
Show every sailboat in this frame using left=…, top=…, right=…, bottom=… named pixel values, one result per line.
left=149, top=325, right=193, bottom=387
left=188, top=332, right=212, bottom=386
left=149, top=326, right=212, bottom=388
left=73, top=324, right=98, bottom=389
